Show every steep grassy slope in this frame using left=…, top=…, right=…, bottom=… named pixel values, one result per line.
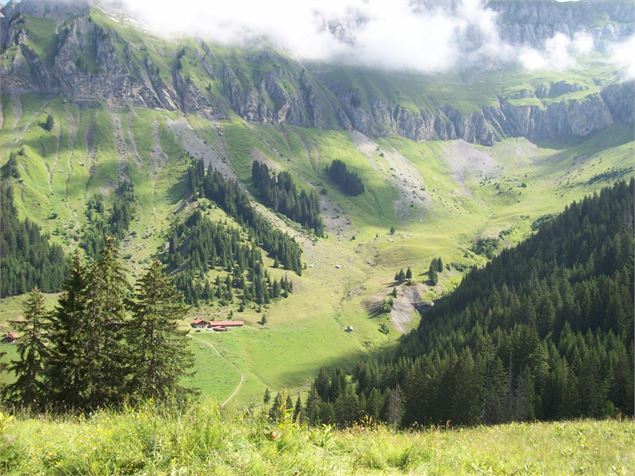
left=1, top=87, right=633, bottom=406
left=0, top=406, right=633, bottom=475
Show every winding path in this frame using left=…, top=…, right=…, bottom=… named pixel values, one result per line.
left=191, top=335, right=245, bottom=407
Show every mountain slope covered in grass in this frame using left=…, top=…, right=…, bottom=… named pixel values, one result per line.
left=307, top=180, right=634, bottom=426
left=0, top=0, right=633, bottom=407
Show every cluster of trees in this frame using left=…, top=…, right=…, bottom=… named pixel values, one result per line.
left=82, top=181, right=136, bottom=258
left=0, top=182, right=66, bottom=297
left=267, top=388, right=303, bottom=423
left=164, top=210, right=293, bottom=306
left=188, top=159, right=302, bottom=274
left=265, top=369, right=403, bottom=428
left=251, top=161, right=324, bottom=236
left=428, top=257, right=443, bottom=285
left=327, top=160, right=364, bottom=196
left=2, top=148, right=24, bottom=180
left=307, top=180, right=634, bottom=427
left=3, top=239, right=194, bottom=413
left=394, top=267, right=412, bottom=283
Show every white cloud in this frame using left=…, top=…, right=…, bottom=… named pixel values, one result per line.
left=518, top=32, right=594, bottom=71
left=609, top=34, right=635, bottom=80
left=92, top=0, right=510, bottom=73
left=27, top=0, right=632, bottom=76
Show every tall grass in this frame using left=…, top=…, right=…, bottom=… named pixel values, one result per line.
left=1, top=403, right=633, bottom=475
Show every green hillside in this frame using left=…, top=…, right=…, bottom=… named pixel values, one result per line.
left=305, top=180, right=634, bottom=427
left=1, top=89, right=633, bottom=406
left=1, top=1, right=634, bottom=408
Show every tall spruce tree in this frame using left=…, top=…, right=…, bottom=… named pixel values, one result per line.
left=3, top=289, right=49, bottom=410
left=46, top=251, right=87, bottom=409
left=127, top=260, right=194, bottom=402
left=78, top=237, right=132, bottom=410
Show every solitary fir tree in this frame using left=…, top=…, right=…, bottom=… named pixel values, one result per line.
left=3, top=289, right=49, bottom=410
left=293, top=395, right=303, bottom=422
left=428, top=261, right=439, bottom=286
left=127, top=260, right=194, bottom=402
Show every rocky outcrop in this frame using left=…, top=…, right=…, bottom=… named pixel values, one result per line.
left=1, top=1, right=632, bottom=146
left=219, top=52, right=343, bottom=129
left=601, top=80, right=635, bottom=124
left=487, top=0, right=635, bottom=47
left=324, top=90, right=617, bottom=145
left=51, top=15, right=211, bottom=112
left=497, top=93, right=615, bottom=139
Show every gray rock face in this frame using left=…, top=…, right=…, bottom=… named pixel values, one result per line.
left=497, top=94, right=615, bottom=139
left=488, top=0, right=635, bottom=47
left=601, top=81, right=635, bottom=124
left=1, top=1, right=633, bottom=146
left=324, top=91, right=618, bottom=145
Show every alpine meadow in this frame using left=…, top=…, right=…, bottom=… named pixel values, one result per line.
left=0, top=0, right=634, bottom=474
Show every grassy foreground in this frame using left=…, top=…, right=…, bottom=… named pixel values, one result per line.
left=1, top=405, right=633, bottom=475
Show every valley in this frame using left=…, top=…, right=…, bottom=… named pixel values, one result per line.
left=1, top=89, right=632, bottom=406
left=1, top=0, right=634, bottom=473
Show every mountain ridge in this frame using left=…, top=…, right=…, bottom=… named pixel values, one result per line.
left=1, top=1, right=634, bottom=146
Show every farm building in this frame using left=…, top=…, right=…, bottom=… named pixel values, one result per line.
left=190, top=320, right=244, bottom=331
left=210, top=320, right=244, bottom=328
left=191, top=319, right=210, bottom=328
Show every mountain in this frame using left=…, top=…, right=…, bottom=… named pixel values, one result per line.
left=1, top=0, right=634, bottom=145
left=0, top=0, right=633, bottom=407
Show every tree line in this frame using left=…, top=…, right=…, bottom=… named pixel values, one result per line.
left=2, top=238, right=194, bottom=413
left=252, top=161, right=324, bottom=236
left=188, top=159, right=302, bottom=274
left=304, top=180, right=634, bottom=427
left=81, top=180, right=136, bottom=258
left=164, top=210, right=293, bottom=306
left=264, top=368, right=404, bottom=428
left=0, top=181, right=66, bottom=297
left=327, top=160, right=364, bottom=196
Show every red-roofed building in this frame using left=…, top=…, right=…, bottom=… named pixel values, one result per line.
left=191, top=319, right=210, bottom=328
left=209, top=320, right=244, bottom=327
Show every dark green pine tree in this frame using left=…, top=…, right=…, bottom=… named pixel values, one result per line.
left=43, top=112, right=55, bottom=131
left=127, top=260, right=194, bottom=403
left=405, top=267, right=412, bottom=280
left=46, top=251, right=87, bottom=409
left=269, top=390, right=291, bottom=422
left=428, top=261, right=439, bottom=286
left=78, top=237, right=132, bottom=410
left=436, top=257, right=444, bottom=272
left=263, top=387, right=271, bottom=404
left=3, top=288, right=49, bottom=410
left=293, top=395, right=303, bottom=422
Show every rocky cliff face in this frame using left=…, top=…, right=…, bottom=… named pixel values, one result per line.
left=317, top=89, right=619, bottom=146
left=488, top=0, right=635, bottom=47
left=53, top=16, right=177, bottom=109
left=601, top=80, right=635, bottom=124
left=1, top=1, right=633, bottom=146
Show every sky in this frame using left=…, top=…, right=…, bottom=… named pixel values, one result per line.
left=19, top=0, right=635, bottom=77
